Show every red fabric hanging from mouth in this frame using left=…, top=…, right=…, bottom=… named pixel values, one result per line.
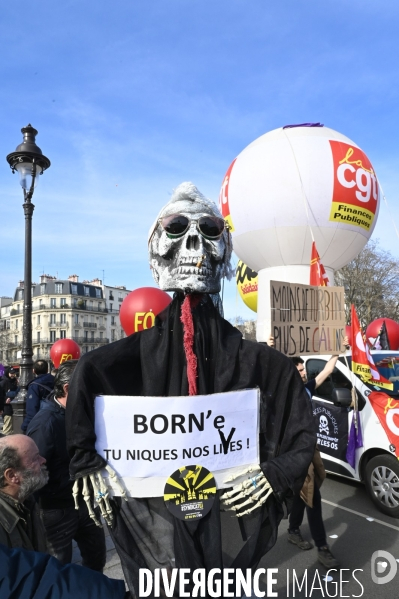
left=180, top=294, right=201, bottom=395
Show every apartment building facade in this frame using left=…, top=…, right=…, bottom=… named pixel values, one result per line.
left=0, top=274, right=131, bottom=365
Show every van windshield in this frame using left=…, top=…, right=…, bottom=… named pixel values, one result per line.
left=340, top=354, right=399, bottom=396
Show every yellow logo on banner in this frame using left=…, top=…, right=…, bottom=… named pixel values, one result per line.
left=59, top=353, right=73, bottom=364
left=134, top=311, right=155, bottom=332
left=236, top=261, right=258, bottom=313
left=383, top=397, right=399, bottom=415
left=329, top=203, right=374, bottom=231
left=352, top=360, right=394, bottom=390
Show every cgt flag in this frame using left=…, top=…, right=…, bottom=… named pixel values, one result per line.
left=351, top=305, right=393, bottom=390
left=368, top=391, right=399, bottom=459
left=310, top=242, right=329, bottom=286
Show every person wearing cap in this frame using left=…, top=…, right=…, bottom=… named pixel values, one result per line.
left=0, top=368, right=19, bottom=436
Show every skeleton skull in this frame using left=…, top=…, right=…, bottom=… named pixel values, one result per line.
left=148, top=182, right=234, bottom=294
left=319, top=415, right=329, bottom=435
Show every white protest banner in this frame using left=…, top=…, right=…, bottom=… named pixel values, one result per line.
left=94, top=389, right=259, bottom=497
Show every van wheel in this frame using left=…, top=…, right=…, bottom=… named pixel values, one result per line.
left=365, top=455, right=399, bottom=518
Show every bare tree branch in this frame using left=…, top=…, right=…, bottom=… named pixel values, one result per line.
left=335, top=239, right=399, bottom=328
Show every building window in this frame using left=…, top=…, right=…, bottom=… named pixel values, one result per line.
left=50, top=298, right=56, bottom=308
left=109, top=292, right=114, bottom=300
left=111, top=316, right=115, bottom=325
left=37, top=332, right=40, bottom=342
left=84, top=346, right=88, bottom=353
left=95, top=288, right=101, bottom=298
left=60, top=298, right=66, bottom=307
left=74, top=314, right=79, bottom=324
left=60, top=330, right=66, bottom=339
left=60, top=313, right=66, bottom=324
left=109, top=303, right=113, bottom=312
left=89, top=301, right=93, bottom=309
left=39, top=300, right=44, bottom=309
left=74, top=330, right=79, bottom=338
left=50, top=331, right=56, bottom=342
left=37, top=315, right=41, bottom=325
left=100, top=332, right=103, bottom=340
left=40, top=284, right=46, bottom=295
left=84, top=286, right=90, bottom=297
left=15, top=335, right=18, bottom=344
left=55, top=283, right=63, bottom=294
left=91, top=331, right=94, bottom=340
left=50, top=314, right=56, bottom=325
left=15, top=320, right=18, bottom=330
left=71, top=284, right=78, bottom=295
left=84, top=331, right=88, bottom=341
left=6, top=321, right=10, bottom=330
left=111, top=329, right=115, bottom=341
left=17, top=304, right=21, bottom=314
left=36, top=347, right=40, bottom=357
left=18, top=289, right=24, bottom=300
left=73, top=298, right=78, bottom=308
left=98, top=303, right=101, bottom=310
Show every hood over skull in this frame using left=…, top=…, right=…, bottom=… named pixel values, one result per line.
left=148, top=182, right=234, bottom=294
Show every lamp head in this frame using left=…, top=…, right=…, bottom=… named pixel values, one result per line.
left=6, top=125, right=50, bottom=190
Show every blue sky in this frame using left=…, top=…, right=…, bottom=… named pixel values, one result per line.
left=1, top=0, right=399, bottom=320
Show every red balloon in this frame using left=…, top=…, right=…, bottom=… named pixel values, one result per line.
left=366, top=318, right=399, bottom=350
left=120, top=287, right=172, bottom=336
left=50, top=338, right=81, bottom=369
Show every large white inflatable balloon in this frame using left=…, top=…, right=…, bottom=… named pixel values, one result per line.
left=219, top=124, right=380, bottom=340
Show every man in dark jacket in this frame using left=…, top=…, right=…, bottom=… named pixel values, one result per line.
left=0, top=368, right=19, bottom=436
left=21, top=360, right=54, bottom=433
left=0, top=543, right=127, bottom=599
left=27, top=360, right=106, bottom=571
left=0, top=434, right=48, bottom=551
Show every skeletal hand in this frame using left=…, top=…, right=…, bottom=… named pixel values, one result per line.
left=72, top=464, right=128, bottom=527
left=221, top=465, right=273, bottom=517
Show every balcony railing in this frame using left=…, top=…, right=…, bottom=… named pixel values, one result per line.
left=32, top=303, right=107, bottom=313
left=33, top=338, right=60, bottom=345
left=72, top=337, right=109, bottom=344
left=83, top=322, right=97, bottom=328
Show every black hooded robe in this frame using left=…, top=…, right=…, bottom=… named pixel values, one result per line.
left=66, top=295, right=316, bottom=597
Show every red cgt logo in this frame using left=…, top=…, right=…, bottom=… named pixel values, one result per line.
left=329, top=141, right=378, bottom=231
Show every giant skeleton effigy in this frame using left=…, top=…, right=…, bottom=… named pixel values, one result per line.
left=66, top=182, right=316, bottom=598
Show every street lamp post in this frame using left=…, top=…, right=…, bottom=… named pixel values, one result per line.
left=6, top=125, right=50, bottom=433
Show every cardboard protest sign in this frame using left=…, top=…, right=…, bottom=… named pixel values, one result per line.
left=270, top=281, right=346, bottom=356
left=94, top=389, right=259, bottom=497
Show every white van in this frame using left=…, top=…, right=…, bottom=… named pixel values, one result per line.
left=302, top=350, right=399, bottom=518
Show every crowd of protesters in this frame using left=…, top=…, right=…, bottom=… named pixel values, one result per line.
left=0, top=361, right=127, bottom=599
left=0, top=336, right=345, bottom=598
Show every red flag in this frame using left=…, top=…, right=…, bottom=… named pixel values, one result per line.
left=351, top=305, right=393, bottom=390
left=368, top=391, right=399, bottom=459
left=310, top=242, right=329, bottom=286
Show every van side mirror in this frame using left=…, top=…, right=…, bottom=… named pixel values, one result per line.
left=332, top=387, right=352, bottom=408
